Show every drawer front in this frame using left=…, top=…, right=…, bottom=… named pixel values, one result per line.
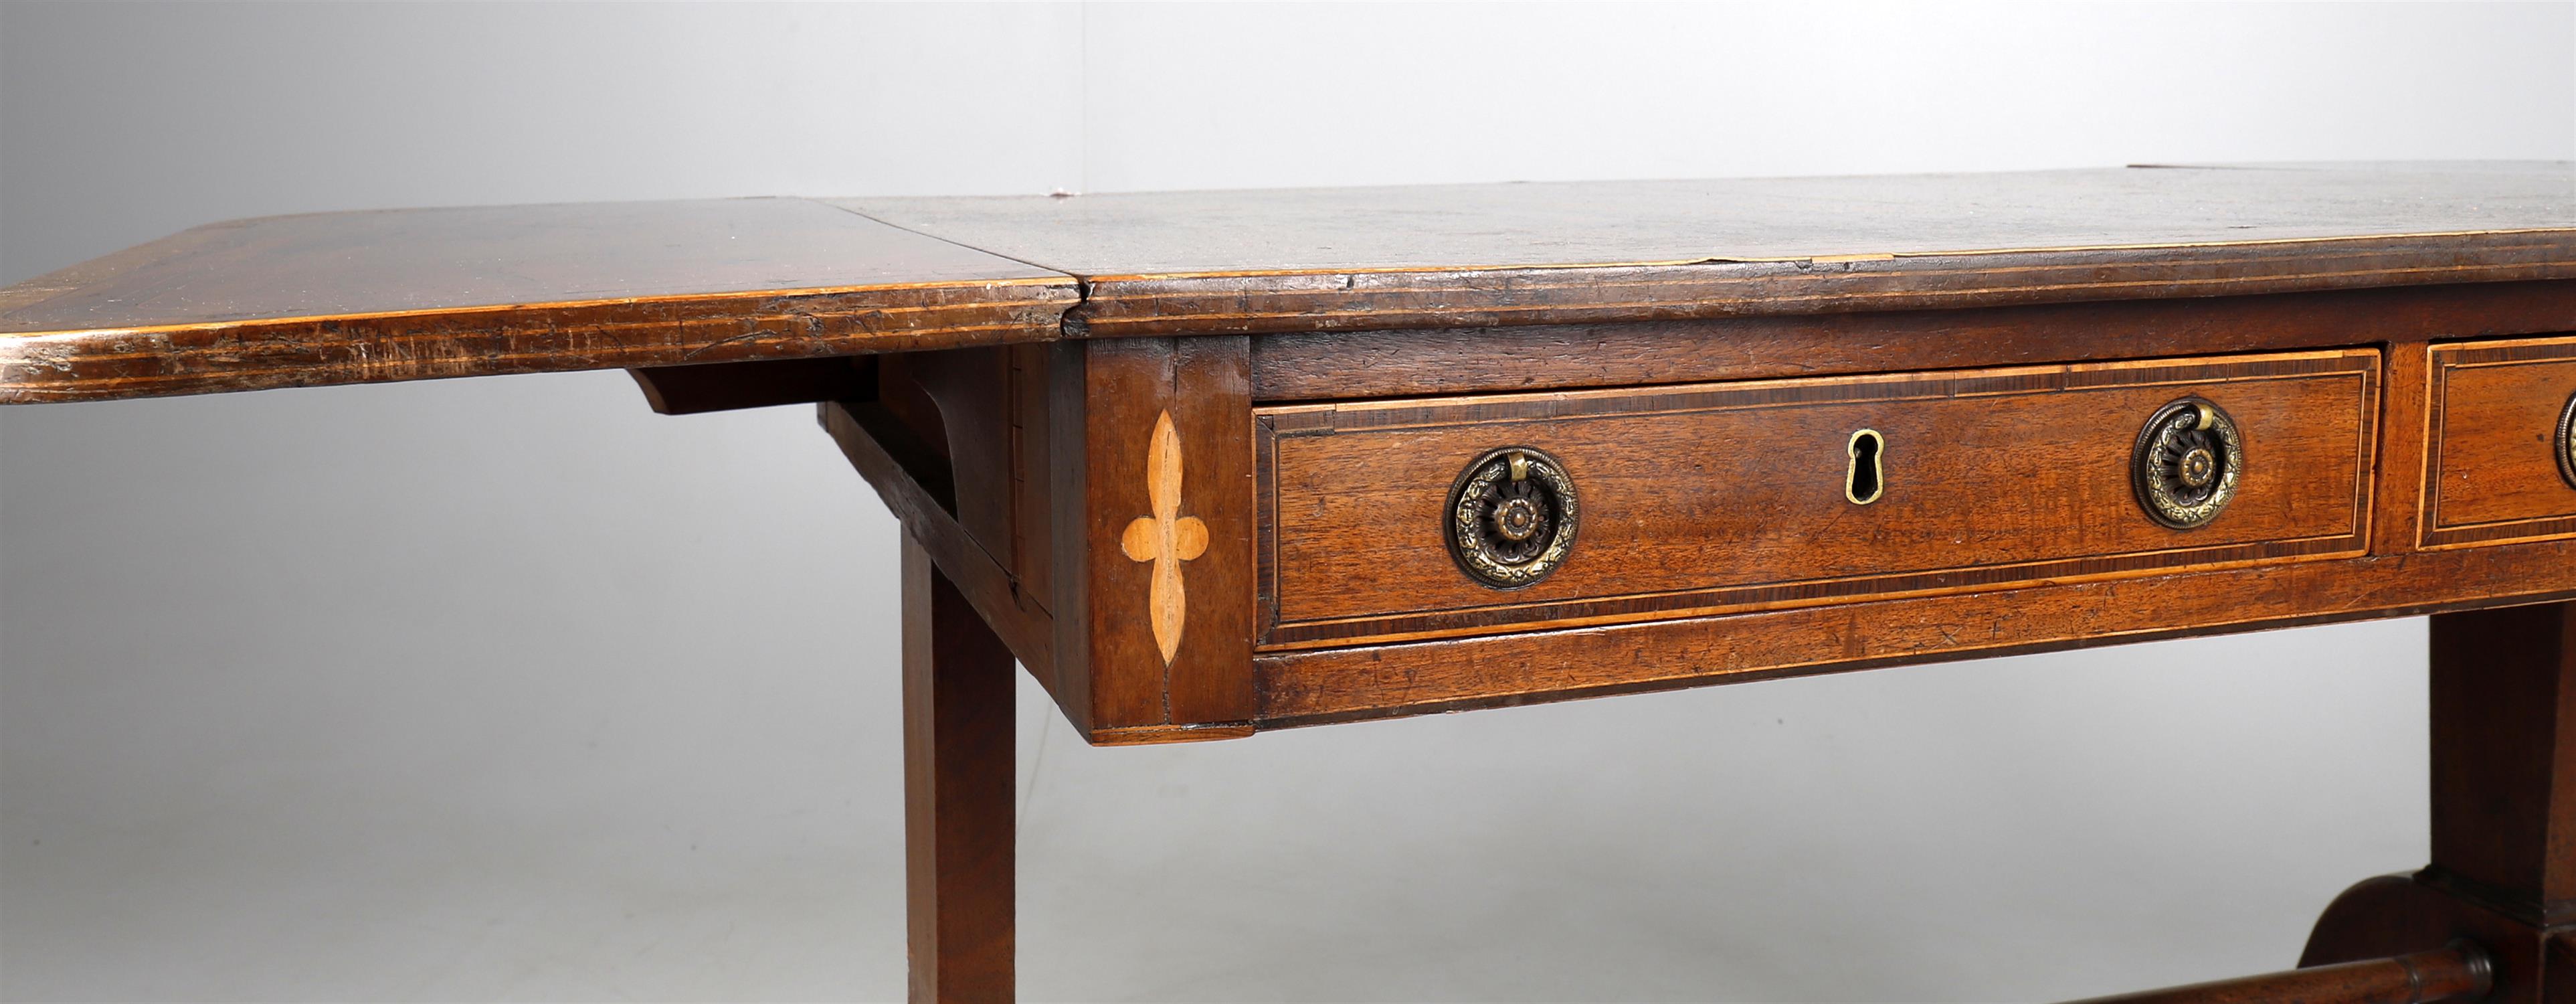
left=1255, top=349, right=2379, bottom=649
left=2424, top=336, right=2576, bottom=548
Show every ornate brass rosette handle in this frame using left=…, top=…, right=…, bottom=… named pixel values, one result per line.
left=1448, top=446, right=1579, bottom=588
left=2132, top=397, right=2245, bottom=530
left=2558, top=390, right=2576, bottom=490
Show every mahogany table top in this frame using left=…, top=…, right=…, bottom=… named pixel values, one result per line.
left=3, top=163, right=2569, bottom=402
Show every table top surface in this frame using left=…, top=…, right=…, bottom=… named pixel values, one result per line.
left=4, top=162, right=2571, bottom=402
left=836, top=161, right=2576, bottom=275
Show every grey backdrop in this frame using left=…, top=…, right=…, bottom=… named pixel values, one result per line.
left=3, top=3, right=2572, bottom=1001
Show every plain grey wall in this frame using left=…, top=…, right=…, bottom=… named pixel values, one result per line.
left=3, top=3, right=2571, bottom=1001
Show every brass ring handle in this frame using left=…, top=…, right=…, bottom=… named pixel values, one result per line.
left=1447, top=446, right=1578, bottom=588
left=2557, top=389, right=2575, bottom=490
left=2132, top=397, right=2244, bottom=530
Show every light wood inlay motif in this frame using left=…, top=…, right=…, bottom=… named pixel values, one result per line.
left=1119, top=411, right=1210, bottom=665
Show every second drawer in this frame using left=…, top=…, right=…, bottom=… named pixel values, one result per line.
left=1255, top=349, right=2380, bottom=649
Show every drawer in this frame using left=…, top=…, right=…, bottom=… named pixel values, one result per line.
left=2423, top=337, right=2576, bottom=548
left=1255, top=349, right=2379, bottom=649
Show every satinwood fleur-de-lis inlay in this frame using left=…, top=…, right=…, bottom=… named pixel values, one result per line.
left=1119, top=411, right=1209, bottom=665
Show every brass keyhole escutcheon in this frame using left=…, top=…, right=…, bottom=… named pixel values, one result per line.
left=2132, top=397, right=2244, bottom=530
left=1447, top=446, right=1578, bottom=589
left=2557, top=389, right=2575, bottom=490
left=1845, top=429, right=1885, bottom=505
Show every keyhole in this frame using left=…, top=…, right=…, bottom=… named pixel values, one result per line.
left=1846, top=429, right=1885, bottom=505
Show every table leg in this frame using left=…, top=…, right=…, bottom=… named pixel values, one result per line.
left=902, top=533, right=1016, bottom=1003
left=2300, top=600, right=2576, bottom=1001
left=2427, top=600, right=2576, bottom=925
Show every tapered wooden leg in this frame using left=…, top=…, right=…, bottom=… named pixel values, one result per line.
left=903, top=533, right=1016, bottom=1003
left=2300, top=601, right=2576, bottom=1002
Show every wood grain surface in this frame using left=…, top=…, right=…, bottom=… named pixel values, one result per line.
left=23, top=161, right=2576, bottom=1001
left=1046, top=337, right=1259, bottom=742
left=1257, top=350, right=2378, bottom=648
left=901, top=535, right=1016, bottom=1003
left=1248, top=280, right=2576, bottom=402
left=0, top=198, right=1075, bottom=402
left=2424, top=337, right=2576, bottom=548
left=1253, top=537, right=2576, bottom=728
left=840, top=164, right=2576, bottom=337
left=5, top=164, right=2570, bottom=402
left=2067, top=943, right=2490, bottom=1004
left=843, top=165, right=2576, bottom=275
left=2427, top=601, right=2576, bottom=926
left=2296, top=605, right=2576, bottom=1001
left=821, top=398, right=1054, bottom=681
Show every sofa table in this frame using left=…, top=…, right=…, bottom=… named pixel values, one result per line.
left=6, top=163, right=2576, bottom=1003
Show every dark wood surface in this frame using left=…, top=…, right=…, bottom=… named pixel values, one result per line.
left=0, top=198, right=1075, bottom=402
left=2425, top=336, right=2576, bottom=548
left=630, top=356, right=872, bottom=416
left=823, top=398, right=1054, bottom=681
left=842, top=163, right=2576, bottom=336
left=2293, top=603, right=2576, bottom=1001
left=1257, top=350, right=2377, bottom=649
left=2069, top=942, right=2490, bottom=1004
left=809, top=275, right=2576, bottom=740
left=902, top=535, right=1016, bottom=1003
left=1059, top=337, right=1259, bottom=743
left=2301, top=876, right=2560, bottom=1003
left=1256, top=537, right=2576, bottom=728
left=15, top=164, right=2576, bottom=1001
left=7, top=164, right=2571, bottom=402
left=1247, top=280, right=2576, bottom=402
left=842, top=165, right=2575, bottom=274
left=2427, top=602, right=2576, bottom=926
